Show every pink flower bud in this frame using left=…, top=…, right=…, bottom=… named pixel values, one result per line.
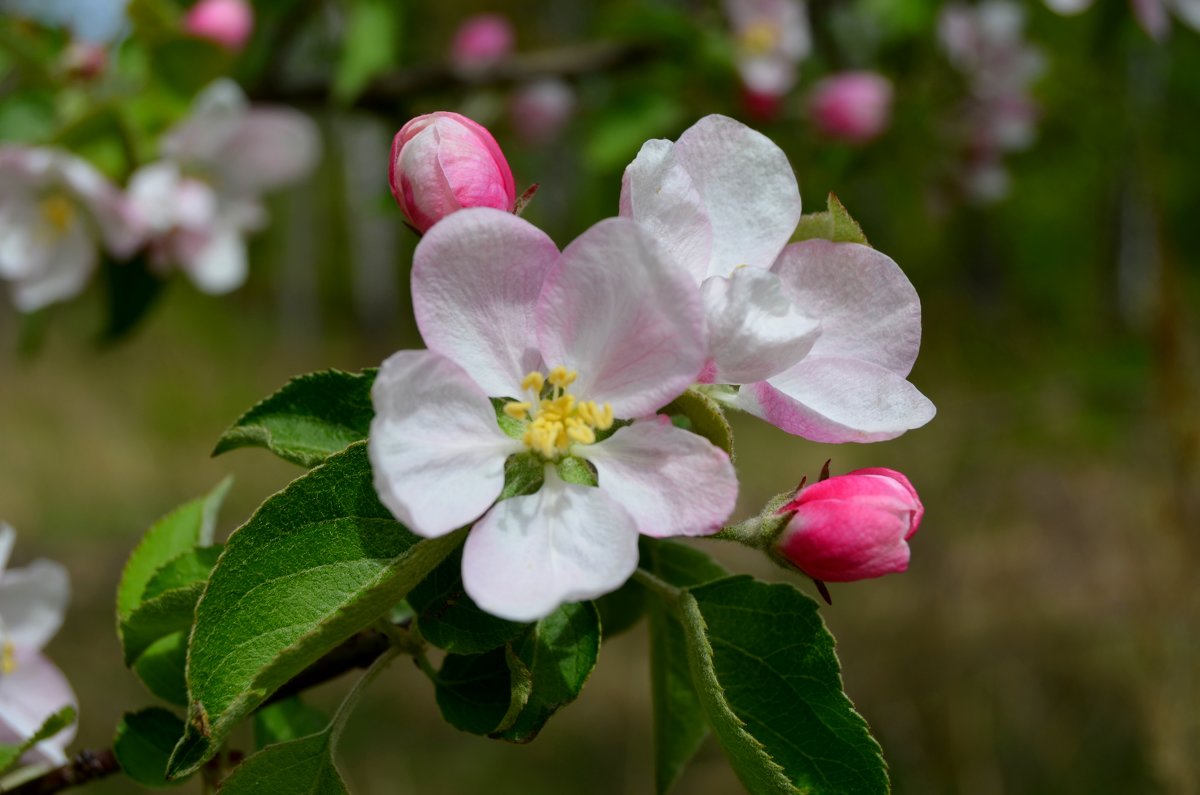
left=388, top=112, right=517, bottom=233
left=451, top=14, right=515, bottom=70
left=775, top=468, right=923, bottom=582
left=808, top=72, right=893, bottom=143
left=184, top=0, right=255, bottom=52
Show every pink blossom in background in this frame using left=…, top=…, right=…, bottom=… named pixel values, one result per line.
left=509, top=79, right=576, bottom=143
left=61, top=41, right=108, bottom=80
left=184, top=0, right=254, bottom=52
left=740, top=87, right=784, bottom=122
left=451, top=14, right=515, bottom=69
left=389, top=112, right=516, bottom=233
left=723, top=0, right=811, bottom=99
left=775, top=468, right=923, bottom=582
left=808, top=71, right=893, bottom=143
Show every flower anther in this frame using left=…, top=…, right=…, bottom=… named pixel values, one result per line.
left=504, top=367, right=615, bottom=459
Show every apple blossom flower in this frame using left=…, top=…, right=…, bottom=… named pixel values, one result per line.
left=620, top=114, right=935, bottom=443
left=369, top=209, right=737, bottom=621
left=509, top=79, right=576, bottom=144
left=0, top=524, right=76, bottom=767
left=389, top=112, right=517, bottom=233
left=808, top=72, right=893, bottom=143
left=0, top=147, right=142, bottom=312
left=1043, top=0, right=1199, bottom=39
left=60, top=41, right=109, bottom=80
left=723, top=0, right=812, bottom=99
left=774, top=468, right=923, bottom=582
left=450, top=14, right=515, bottom=70
left=128, top=80, right=319, bottom=293
left=184, top=0, right=254, bottom=51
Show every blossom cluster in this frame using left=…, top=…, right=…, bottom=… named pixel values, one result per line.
left=0, top=81, right=317, bottom=312
left=371, top=111, right=934, bottom=621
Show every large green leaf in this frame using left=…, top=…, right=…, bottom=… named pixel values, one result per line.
left=642, top=540, right=728, bottom=794
left=213, top=370, right=377, bottom=467
left=167, top=443, right=461, bottom=778
left=120, top=584, right=203, bottom=667
left=682, top=576, right=889, bottom=794
left=0, top=707, right=76, bottom=776
left=408, top=547, right=525, bottom=655
left=117, top=478, right=230, bottom=623
left=113, top=708, right=187, bottom=788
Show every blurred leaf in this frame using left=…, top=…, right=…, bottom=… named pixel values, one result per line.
left=254, top=698, right=330, bottom=750
left=408, top=546, right=526, bottom=656
left=117, top=477, right=230, bottom=623
left=101, top=255, right=166, bottom=343
left=167, top=443, right=462, bottom=779
left=213, top=369, right=377, bottom=467
left=113, top=708, right=188, bottom=788
left=595, top=577, right=646, bottom=638
left=681, top=576, right=889, bottom=794
left=334, top=0, right=402, bottom=104
left=584, top=94, right=684, bottom=173
left=151, top=38, right=233, bottom=96
left=127, top=0, right=181, bottom=42
left=642, top=540, right=727, bottom=795
left=662, top=388, right=735, bottom=461
left=0, top=707, right=75, bottom=775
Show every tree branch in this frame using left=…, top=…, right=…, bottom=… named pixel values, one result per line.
left=4, top=750, right=118, bottom=795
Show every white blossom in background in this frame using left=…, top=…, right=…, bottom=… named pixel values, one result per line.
left=128, top=80, right=320, bottom=293
left=0, top=0, right=129, bottom=43
left=0, top=524, right=75, bottom=767
left=0, top=147, right=142, bottom=312
left=1043, top=0, right=1200, bottom=40
left=723, top=0, right=811, bottom=101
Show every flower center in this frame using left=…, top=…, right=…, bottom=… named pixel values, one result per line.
left=504, top=366, right=614, bottom=460
left=740, top=22, right=780, bottom=56
left=39, top=193, right=76, bottom=233
left=0, top=640, right=13, bottom=675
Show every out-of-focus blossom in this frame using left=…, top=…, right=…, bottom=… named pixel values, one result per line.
left=774, top=469, right=923, bottom=582
left=450, top=14, right=515, bottom=70
left=808, top=72, right=893, bottom=143
left=129, top=80, right=319, bottom=293
left=389, top=112, right=516, bottom=233
left=621, top=115, right=935, bottom=443
left=1043, top=0, right=1199, bottom=40
left=723, top=0, right=812, bottom=99
left=60, top=42, right=108, bottom=80
left=740, top=87, right=785, bottom=122
left=509, top=79, right=576, bottom=144
left=183, top=0, right=254, bottom=52
left=0, top=0, right=129, bottom=43
left=0, top=524, right=76, bottom=767
left=0, top=147, right=142, bottom=312
left=370, top=210, right=736, bottom=621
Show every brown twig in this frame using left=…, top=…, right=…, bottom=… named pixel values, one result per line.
left=4, top=750, right=119, bottom=795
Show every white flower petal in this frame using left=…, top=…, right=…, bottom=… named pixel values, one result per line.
left=213, top=108, right=321, bottom=196
left=160, top=79, right=247, bottom=165
left=0, top=199, right=46, bottom=280
left=773, top=239, right=922, bottom=375
left=738, top=357, right=936, bottom=442
left=413, top=208, right=559, bottom=399
left=184, top=221, right=248, bottom=294
left=462, top=471, right=639, bottom=622
left=585, top=422, right=737, bottom=538
left=369, top=349, right=521, bottom=538
left=0, top=560, right=69, bottom=652
left=537, top=218, right=707, bottom=418
left=11, top=219, right=96, bottom=313
left=0, top=651, right=77, bottom=768
left=702, top=268, right=820, bottom=384
left=0, top=524, right=14, bottom=573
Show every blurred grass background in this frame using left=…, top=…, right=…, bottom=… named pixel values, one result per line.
left=2, top=0, right=1200, bottom=792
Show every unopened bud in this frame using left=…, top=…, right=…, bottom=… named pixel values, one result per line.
left=184, top=0, right=255, bottom=52
left=808, top=72, right=893, bottom=143
left=450, top=14, right=515, bottom=70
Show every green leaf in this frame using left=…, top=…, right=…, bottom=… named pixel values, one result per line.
left=101, top=254, right=165, bottom=343
left=132, top=633, right=190, bottom=706
left=0, top=707, right=75, bottom=775
left=213, top=370, right=377, bottom=467
left=642, top=540, right=728, bottom=794
left=793, top=194, right=870, bottom=247
left=408, top=547, right=526, bottom=655
left=142, top=547, right=223, bottom=600
left=683, top=577, right=889, bottom=794
left=113, top=708, right=187, bottom=788
left=435, top=647, right=514, bottom=735
left=595, top=578, right=647, bottom=638
left=661, top=388, right=735, bottom=461
left=333, top=0, right=402, bottom=103
left=254, top=698, right=330, bottom=750
left=168, top=443, right=462, bottom=779
left=151, top=38, right=234, bottom=96
left=117, top=477, right=231, bottom=623
left=121, top=584, right=202, bottom=667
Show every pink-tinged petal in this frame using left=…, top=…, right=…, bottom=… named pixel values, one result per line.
left=773, top=239, right=921, bottom=375
left=160, top=79, right=246, bottom=165
left=738, top=357, right=935, bottom=442
left=0, top=560, right=69, bottom=653
left=673, top=114, right=802, bottom=278
left=1131, top=0, right=1169, bottom=39
left=584, top=422, right=737, bottom=538
left=537, top=218, right=707, bottom=418
left=0, top=651, right=76, bottom=767
left=842, top=468, right=924, bottom=538
left=779, top=500, right=912, bottom=582
left=1173, top=0, right=1200, bottom=31
left=369, top=350, right=522, bottom=538
left=619, top=138, right=714, bottom=285
left=210, top=108, right=320, bottom=196
left=55, top=154, right=143, bottom=257
left=413, top=208, right=558, bottom=398
left=11, top=219, right=96, bottom=313
left=461, top=471, right=639, bottom=621
left=184, top=222, right=248, bottom=294
left=701, top=268, right=819, bottom=384
left=0, top=524, right=14, bottom=573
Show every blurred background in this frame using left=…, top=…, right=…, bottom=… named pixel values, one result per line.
left=1, top=0, right=1198, bottom=792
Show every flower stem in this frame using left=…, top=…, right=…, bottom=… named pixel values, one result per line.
left=633, top=568, right=683, bottom=602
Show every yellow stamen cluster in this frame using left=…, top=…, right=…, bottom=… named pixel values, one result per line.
left=1, top=641, right=15, bottom=675
left=503, top=366, right=614, bottom=459
left=739, top=22, right=780, bottom=56
left=39, top=194, right=76, bottom=233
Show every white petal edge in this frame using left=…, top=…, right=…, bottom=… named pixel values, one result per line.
left=585, top=421, right=737, bottom=538
left=413, top=208, right=559, bottom=399
left=0, top=560, right=70, bottom=652
left=0, top=523, right=14, bottom=573
left=369, top=349, right=522, bottom=538
left=462, top=470, right=639, bottom=622
left=0, top=651, right=77, bottom=767
left=11, top=219, right=96, bottom=313
left=184, top=221, right=248, bottom=294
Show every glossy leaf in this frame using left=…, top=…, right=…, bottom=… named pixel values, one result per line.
left=113, top=708, right=187, bottom=788
left=408, top=547, right=525, bottom=655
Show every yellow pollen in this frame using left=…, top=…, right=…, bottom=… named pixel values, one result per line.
left=512, top=368, right=614, bottom=460
left=740, top=22, right=779, bottom=56
left=39, top=194, right=76, bottom=233
left=1, top=641, right=15, bottom=675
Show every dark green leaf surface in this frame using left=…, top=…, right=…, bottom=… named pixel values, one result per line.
left=435, top=647, right=513, bottom=735
left=0, top=706, right=76, bottom=776
left=167, top=443, right=462, bottom=778
left=408, top=547, right=525, bottom=655
left=212, top=369, right=376, bottom=467
left=120, top=584, right=203, bottom=667
left=218, top=732, right=348, bottom=795
left=595, top=578, right=647, bottom=638
left=142, top=546, right=222, bottom=601
left=101, top=254, right=165, bottom=344
left=132, top=633, right=189, bottom=706
left=662, top=388, right=735, bottom=461
left=113, top=708, right=187, bottom=788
